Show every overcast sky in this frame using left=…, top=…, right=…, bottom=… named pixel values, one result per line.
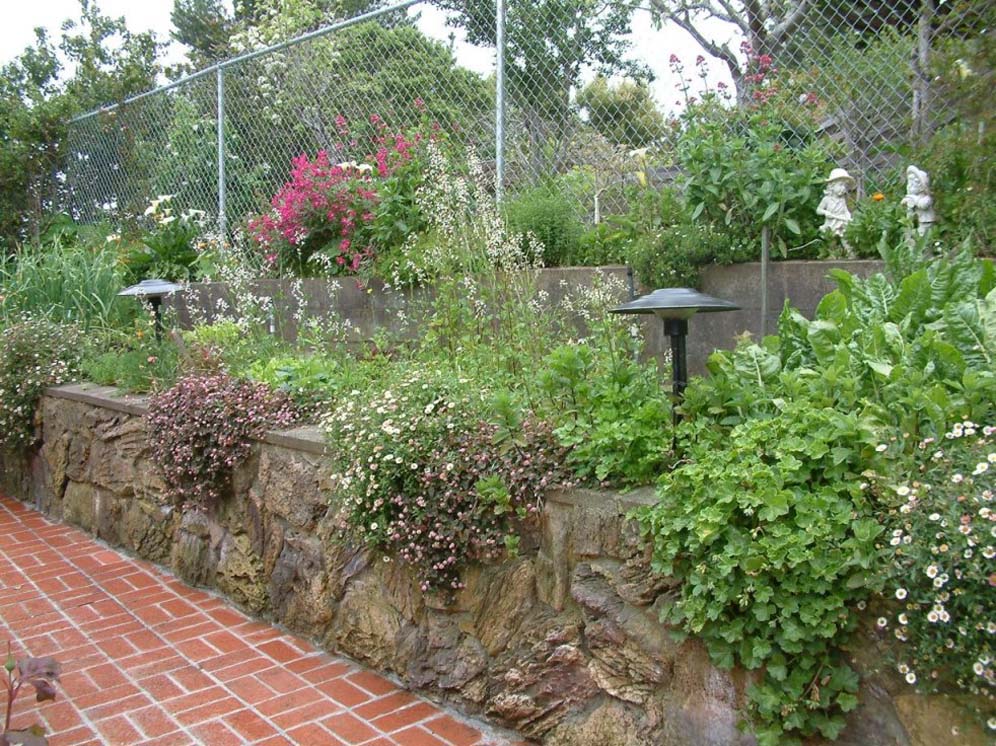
left=0, top=0, right=738, bottom=117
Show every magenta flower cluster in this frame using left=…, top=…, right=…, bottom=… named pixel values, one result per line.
left=147, top=373, right=297, bottom=508
left=248, top=114, right=426, bottom=276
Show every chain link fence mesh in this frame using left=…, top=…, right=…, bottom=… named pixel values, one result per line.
left=62, top=0, right=990, bottom=228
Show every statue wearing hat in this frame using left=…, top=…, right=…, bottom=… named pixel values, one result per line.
left=901, top=165, right=935, bottom=236
left=816, top=168, right=856, bottom=240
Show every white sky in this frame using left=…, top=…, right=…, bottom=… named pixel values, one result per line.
left=0, top=0, right=739, bottom=118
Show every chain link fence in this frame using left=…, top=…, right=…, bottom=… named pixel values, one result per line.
left=63, top=0, right=991, bottom=228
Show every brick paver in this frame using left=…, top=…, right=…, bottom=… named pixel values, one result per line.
left=0, top=495, right=523, bottom=746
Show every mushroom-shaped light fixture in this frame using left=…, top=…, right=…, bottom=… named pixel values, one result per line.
left=611, top=287, right=740, bottom=427
left=118, top=279, right=183, bottom=340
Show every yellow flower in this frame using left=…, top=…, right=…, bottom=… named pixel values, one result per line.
left=872, top=192, right=885, bottom=202
left=135, top=329, right=144, bottom=340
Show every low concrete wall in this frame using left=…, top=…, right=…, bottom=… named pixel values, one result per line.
left=683, top=260, right=883, bottom=373
left=0, top=383, right=984, bottom=746
left=167, top=261, right=885, bottom=376
left=169, top=266, right=634, bottom=344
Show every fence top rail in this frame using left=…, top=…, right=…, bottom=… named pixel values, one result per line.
left=69, top=0, right=424, bottom=124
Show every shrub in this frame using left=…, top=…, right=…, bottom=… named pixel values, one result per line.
left=146, top=373, right=297, bottom=508
left=677, top=98, right=831, bottom=259
left=0, top=319, right=82, bottom=449
left=877, top=421, right=995, bottom=727
left=504, top=185, right=585, bottom=266
left=247, top=115, right=435, bottom=277
left=627, top=220, right=750, bottom=289
left=323, top=369, right=571, bottom=592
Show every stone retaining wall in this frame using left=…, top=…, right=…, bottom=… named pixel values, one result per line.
left=0, top=384, right=984, bottom=746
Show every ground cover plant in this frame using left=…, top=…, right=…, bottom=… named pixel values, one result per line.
left=876, top=420, right=995, bottom=728
left=0, top=318, right=82, bottom=450
left=146, top=373, right=297, bottom=508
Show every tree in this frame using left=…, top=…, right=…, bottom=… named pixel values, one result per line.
left=577, top=76, right=665, bottom=148
left=648, top=0, right=969, bottom=104
left=438, top=0, right=641, bottom=180
left=647, top=0, right=812, bottom=101
left=171, top=0, right=235, bottom=63
left=0, top=1, right=161, bottom=249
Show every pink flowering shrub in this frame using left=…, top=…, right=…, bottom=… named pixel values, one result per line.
left=322, top=370, right=572, bottom=592
left=247, top=113, right=435, bottom=277
left=147, top=373, right=297, bottom=508
left=0, top=318, right=82, bottom=449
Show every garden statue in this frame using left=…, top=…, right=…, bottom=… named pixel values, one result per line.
left=901, top=165, right=936, bottom=236
left=816, top=168, right=855, bottom=246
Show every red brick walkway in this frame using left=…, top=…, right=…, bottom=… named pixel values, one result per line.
left=0, top=495, right=519, bottom=746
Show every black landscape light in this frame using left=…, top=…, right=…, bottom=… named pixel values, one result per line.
left=611, top=287, right=739, bottom=433
left=118, top=279, right=183, bottom=340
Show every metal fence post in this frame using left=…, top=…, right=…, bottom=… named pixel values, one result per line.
left=495, top=0, right=506, bottom=203
left=217, top=66, right=227, bottom=237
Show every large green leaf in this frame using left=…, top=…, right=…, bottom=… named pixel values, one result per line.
left=888, top=269, right=931, bottom=326
left=806, top=320, right=840, bottom=364
left=933, top=301, right=992, bottom=369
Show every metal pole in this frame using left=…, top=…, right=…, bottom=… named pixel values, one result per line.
left=217, top=67, right=227, bottom=237
left=664, top=317, right=688, bottom=450
left=495, top=0, right=507, bottom=202
left=760, top=225, right=770, bottom=338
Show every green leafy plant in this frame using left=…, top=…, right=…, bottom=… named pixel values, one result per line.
left=81, top=329, right=179, bottom=394
left=121, top=196, right=204, bottom=283
left=2, top=643, right=61, bottom=746
left=247, top=352, right=348, bottom=417
left=181, top=320, right=287, bottom=378
left=538, top=327, right=672, bottom=487
left=0, top=318, right=82, bottom=449
left=638, top=404, right=883, bottom=744
left=841, top=192, right=907, bottom=258
left=637, top=243, right=996, bottom=741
